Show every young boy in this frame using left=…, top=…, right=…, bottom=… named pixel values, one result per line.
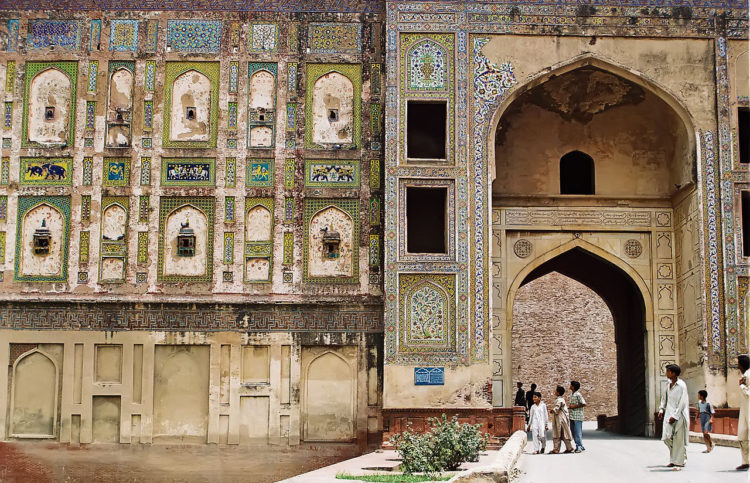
left=550, top=386, right=574, bottom=454
left=658, top=364, right=690, bottom=469
left=697, top=390, right=715, bottom=453
left=526, top=392, right=548, bottom=454
left=569, top=381, right=587, bottom=452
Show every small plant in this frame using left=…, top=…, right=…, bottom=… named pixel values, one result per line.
left=389, top=414, right=489, bottom=474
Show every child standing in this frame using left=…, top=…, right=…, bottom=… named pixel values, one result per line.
left=697, top=390, right=715, bottom=453
left=569, top=381, right=587, bottom=452
left=551, top=386, right=574, bottom=454
left=526, top=392, right=548, bottom=454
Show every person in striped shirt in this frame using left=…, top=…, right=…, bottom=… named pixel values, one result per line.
left=569, top=381, right=587, bottom=453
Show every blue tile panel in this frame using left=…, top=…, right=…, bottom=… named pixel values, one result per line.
left=27, top=20, right=81, bottom=50
left=167, top=20, right=222, bottom=53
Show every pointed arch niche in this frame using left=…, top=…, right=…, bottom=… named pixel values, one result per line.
left=308, top=205, right=354, bottom=279
left=19, top=203, right=66, bottom=278
left=163, top=205, right=209, bottom=277
left=27, top=68, right=72, bottom=145
left=10, top=349, right=59, bottom=438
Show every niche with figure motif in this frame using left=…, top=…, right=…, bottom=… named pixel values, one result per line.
left=27, top=68, right=72, bottom=145
left=308, top=206, right=354, bottom=278
left=20, top=204, right=65, bottom=278
left=170, top=70, right=211, bottom=142
left=312, top=72, right=354, bottom=146
left=164, top=205, right=208, bottom=277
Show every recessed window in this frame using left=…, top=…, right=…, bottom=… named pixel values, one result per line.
left=742, top=190, right=749, bottom=257
left=33, top=219, right=51, bottom=256
left=321, top=226, right=341, bottom=259
left=739, top=107, right=749, bottom=164
left=407, top=187, right=447, bottom=254
left=258, top=114, right=265, bottom=122
left=327, top=109, right=339, bottom=123
left=185, top=107, right=196, bottom=121
left=407, top=101, right=447, bottom=160
left=177, top=220, right=196, bottom=257
left=115, top=111, right=124, bottom=122
left=44, top=106, right=55, bottom=121
left=560, top=151, right=595, bottom=195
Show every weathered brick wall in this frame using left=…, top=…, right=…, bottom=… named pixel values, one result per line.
left=511, top=272, right=617, bottom=420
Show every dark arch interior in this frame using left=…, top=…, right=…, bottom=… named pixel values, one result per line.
left=520, top=247, right=647, bottom=436
left=560, top=150, right=595, bottom=195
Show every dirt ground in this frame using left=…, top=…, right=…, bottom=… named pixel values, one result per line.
left=0, top=442, right=366, bottom=482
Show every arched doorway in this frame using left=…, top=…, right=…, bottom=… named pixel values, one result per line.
left=509, top=246, right=648, bottom=436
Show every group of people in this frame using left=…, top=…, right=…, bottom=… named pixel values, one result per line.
left=658, top=355, right=749, bottom=471
left=514, top=381, right=587, bottom=454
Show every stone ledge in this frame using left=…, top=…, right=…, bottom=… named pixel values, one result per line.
left=689, top=431, right=740, bottom=448
left=449, top=430, right=527, bottom=483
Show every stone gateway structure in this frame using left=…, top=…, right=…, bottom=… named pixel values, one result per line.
left=0, top=0, right=747, bottom=448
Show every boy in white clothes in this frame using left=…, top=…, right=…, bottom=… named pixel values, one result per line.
left=526, top=392, right=548, bottom=454
left=658, top=363, right=690, bottom=470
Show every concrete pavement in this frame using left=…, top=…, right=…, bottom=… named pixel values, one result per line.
left=517, top=425, right=747, bottom=483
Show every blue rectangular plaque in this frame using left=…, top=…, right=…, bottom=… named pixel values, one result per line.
left=414, top=367, right=444, bottom=386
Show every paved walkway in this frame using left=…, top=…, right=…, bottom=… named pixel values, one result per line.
left=517, top=427, right=748, bottom=483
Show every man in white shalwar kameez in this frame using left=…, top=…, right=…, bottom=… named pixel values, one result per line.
left=737, top=354, right=749, bottom=471
left=658, top=363, right=690, bottom=469
left=526, top=393, right=548, bottom=454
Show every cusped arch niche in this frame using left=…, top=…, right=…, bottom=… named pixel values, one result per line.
left=108, top=68, right=134, bottom=111
left=312, top=72, right=354, bottom=145
left=246, top=205, right=272, bottom=242
left=169, top=69, right=211, bottom=142
left=101, top=203, right=127, bottom=241
left=249, top=70, right=276, bottom=110
left=407, top=39, right=448, bottom=91
left=11, top=349, right=59, bottom=438
left=303, top=351, right=355, bottom=441
left=308, top=206, right=354, bottom=278
left=20, top=203, right=65, bottom=277
left=407, top=281, right=448, bottom=343
left=28, top=68, right=72, bottom=145
left=164, top=205, right=208, bottom=277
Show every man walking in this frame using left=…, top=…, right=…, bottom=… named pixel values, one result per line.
left=658, top=363, right=690, bottom=470
left=515, top=381, right=526, bottom=407
left=737, top=354, right=749, bottom=471
left=569, top=381, right=586, bottom=452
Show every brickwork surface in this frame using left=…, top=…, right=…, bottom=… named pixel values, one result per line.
left=511, top=272, right=617, bottom=420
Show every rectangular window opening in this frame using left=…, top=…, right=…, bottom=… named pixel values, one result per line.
left=407, top=100, right=447, bottom=161
left=739, top=107, right=749, bottom=164
left=407, top=186, right=447, bottom=254
left=742, top=190, right=750, bottom=258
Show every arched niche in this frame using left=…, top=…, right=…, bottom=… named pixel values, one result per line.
left=169, top=69, right=211, bottom=142
left=11, top=349, right=58, bottom=438
left=492, top=62, right=695, bottom=200
left=303, top=351, right=355, bottom=441
left=308, top=206, right=354, bottom=278
left=407, top=282, right=448, bottom=343
left=311, top=72, right=354, bottom=145
left=735, top=50, right=749, bottom=99
left=248, top=70, right=275, bottom=110
left=101, top=203, right=127, bottom=241
left=407, top=39, right=448, bottom=91
left=164, top=205, right=208, bottom=277
left=108, top=68, right=134, bottom=111
left=20, top=203, right=65, bottom=277
left=28, top=68, right=72, bottom=145
left=245, top=205, right=272, bottom=242
left=560, top=150, right=595, bottom=195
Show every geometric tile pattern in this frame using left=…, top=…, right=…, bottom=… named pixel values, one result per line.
left=145, top=20, right=158, bottom=52
left=308, top=23, right=361, bottom=54
left=167, top=19, right=222, bottom=53
left=79, top=230, right=90, bottom=264
left=109, top=19, right=139, bottom=52
left=248, top=23, right=278, bottom=53
left=27, top=20, right=81, bottom=50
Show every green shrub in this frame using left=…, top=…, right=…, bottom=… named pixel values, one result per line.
left=389, top=414, right=489, bottom=474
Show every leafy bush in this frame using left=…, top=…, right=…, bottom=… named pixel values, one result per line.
left=389, top=414, right=489, bottom=474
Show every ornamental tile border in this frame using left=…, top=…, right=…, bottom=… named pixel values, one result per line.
left=140, top=157, right=151, bottom=185
left=22, top=61, right=78, bottom=148
left=14, top=196, right=71, bottom=282
left=397, top=272, right=457, bottom=356
left=302, top=197, right=359, bottom=284
left=162, top=61, right=220, bottom=148
left=157, top=196, right=215, bottom=283
left=304, top=63, right=362, bottom=150
left=225, top=158, right=236, bottom=187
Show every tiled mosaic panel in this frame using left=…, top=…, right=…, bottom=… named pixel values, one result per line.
left=146, top=20, right=159, bottom=52
left=20, top=158, right=73, bottom=186
left=370, top=104, right=381, bottom=135
left=82, top=157, right=93, bottom=185
left=284, top=197, right=294, bottom=223
left=370, top=196, right=381, bottom=226
left=157, top=196, right=214, bottom=282
left=225, top=158, right=236, bottom=187
left=89, top=20, right=101, bottom=50
left=161, top=158, right=215, bottom=186
left=141, top=157, right=151, bottom=185
left=145, top=61, right=156, bottom=91
left=88, top=61, right=98, bottom=93
left=0, top=158, right=8, bottom=185
left=370, top=158, right=380, bottom=189
left=0, top=232, right=6, bottom=264
left=4, top=102, right=12, bottom=130
left=4, top=0, right=386, bottom=11
left=229, top=22, right=240, bottom=47
left=371, top=64, right=382, bottom=96
left=308, top=23, right=361, bottom=54
left=287, top=63, right=298, bottom=96
left=0, top=196, right=7, bottom=221
left=28, top=20, right=81, bottom=50
left=229, top=61, right=239, bottom=93
left=163, top=62, right=220, bottom=148
left=248, top=23, right=278, bottom=52
left=22, top=61, right=79, bottom=149
left=369, top=234, right=379, bottom=267
left=247, top=159, right=274, bottom=187
left=302, top=198, right=359, bottom=284
left=304, top=160, right=360, bottom=188
left=81, top=195, right=91, bottom=221
left=225, top=196, right=235, bottom=223
left=79, top=231, right=90, bottom=264
left=167, top=19, right=222, bottom=53
left=283, top=231, right=294, bottom=265
left=398, top=273, right=457, bottom=355
left=7, top=20, right=18, bottom=51
left=110, top=19, right=139, bottom=51
left=144, top=101, right=154, bottom=130
left=224, top=232, right=234, bottom=264
left=6, top=61, right=15, bottom=93
left=137, top=231, right=148, bottom=264
left=14, top=196, right=71, bottom=283
left=139, top=195, right=150, bottom=223
left=286, top=103, right=296, bottom=131
left=85, top=101, right=96, bottom=130
left=228, top=102, right=238, bottom=130
left=407, top=38, right=449, bottom=91
left=103, top=157, right=130, bottom=186
left=142, top=138, right=152, bottom=148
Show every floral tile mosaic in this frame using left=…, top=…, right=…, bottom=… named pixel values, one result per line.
left=110, top=19, right=139, bottom=52
left=167, top=19, right=222, bottom=53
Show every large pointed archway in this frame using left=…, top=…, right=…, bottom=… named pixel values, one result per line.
left=509, top=244, right=649, bottom=435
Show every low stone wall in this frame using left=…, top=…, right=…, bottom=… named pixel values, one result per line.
left=449, top=430, right=527, bottom=483
left=381, top=407, right=526, bottom=448
left=689, top=408, right=739, bottom=436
